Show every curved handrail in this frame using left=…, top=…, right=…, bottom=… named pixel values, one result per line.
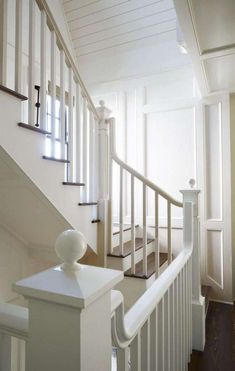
left=108, top=118, right=183, bottom=208
left=111, top=202, right=193, bottom=348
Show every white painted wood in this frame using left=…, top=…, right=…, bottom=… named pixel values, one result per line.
left=149, top=308, right=157, bottom=371
left=14, top=257, right=123, bottom=371
left=15, top=0, right=23, bottom=93
left=68, top=67, right=74, bottom=180
left=154, top=192, right=159, bottom=278
left=142, top=184, right=147, bottom=276
left=0, top=334, right=11, bottom=371
left=89, top=109, right=94, bottom=200
left=60, top=50, right=66, bottom=160
left=40, top=10, right=47, bottom=131
left=131, top=174, right=136, bottom=274
left=141, top=319, right=150, bottom=371
left=130, top=332, right=141, bottom=371
left=82, top=96, right=88, bottom=201
left=119, top=166, right=124, bottom=255
left=28, top=0, right=36, bottom=126
left=50, top=31, right=57, bottom=156
left=0, top=0, right=7, bottom=86
left=117, top=348, right=129, bottom=371
left=75, top=84, right=81, bottom=182
left=167, top=200, right=172, bottom=264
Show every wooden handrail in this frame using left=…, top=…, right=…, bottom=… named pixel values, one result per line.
left=34, top=0, right=99, bottom=121
left=109, top=117, right=183, bottom=208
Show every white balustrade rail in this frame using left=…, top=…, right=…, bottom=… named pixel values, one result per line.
left=111, top=201, right=194, bottom=371
left=108, top=117, right=183, bottom=277
left=0, top=0, right=99, bottom=202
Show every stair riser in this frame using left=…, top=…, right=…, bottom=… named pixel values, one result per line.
left=107, top=240, right=155, bottom=271
left=115, top=261, right=168, bottom=310
left=112, top=226, right=141, bottom=247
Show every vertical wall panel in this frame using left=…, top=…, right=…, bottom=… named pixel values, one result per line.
left=205, top=104, right=222, bottom=220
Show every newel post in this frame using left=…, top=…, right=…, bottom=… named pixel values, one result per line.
left=13, top=230, right=123, bottom=371
left=96, top=101, right=112, bottom=266
left=181, top=179, right=205, bottom=351
left=0, top=0, right=7, bottom=86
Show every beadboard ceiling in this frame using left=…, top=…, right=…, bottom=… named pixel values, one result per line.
left=62, top=0, right=191, bottom=84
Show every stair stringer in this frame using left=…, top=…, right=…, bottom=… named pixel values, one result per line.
left=0, top=92, right=97, bottom=251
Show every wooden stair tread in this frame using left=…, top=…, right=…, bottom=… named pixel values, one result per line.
left=125, top=252, right=168, bottom=279
left=108, top=237, right=154, bottom=258
left=42, top=156, right=70, bottom=163
left=78, top=202, right=98, bottom=206
left=62, top=182, right=85, bottom=186
left=113, top=224, right=139, bottom=235
left=18, top=122, right=51, bottom=135
left=0, top=84, right=28, bottom=101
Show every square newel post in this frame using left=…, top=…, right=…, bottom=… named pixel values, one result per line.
left=180, top=179, right=205, bottom=351
left=13, top=230, right=123, bottom=371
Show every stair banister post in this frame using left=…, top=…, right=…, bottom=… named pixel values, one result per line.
left=96, top=101, right=112, bottom=265
left=0, top=0, right=7, bottom=86
left=13, top=230, right=123, bottom=371
left=180, top=179, right=205, bottom=351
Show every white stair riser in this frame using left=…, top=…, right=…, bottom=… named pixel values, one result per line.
left=107, top=240, right=155, bottom=271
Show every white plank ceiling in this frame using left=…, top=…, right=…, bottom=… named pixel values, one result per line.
left=62, top=0, right=178, bottom=58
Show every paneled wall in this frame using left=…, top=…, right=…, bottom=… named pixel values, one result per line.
left=89, top=67, right=233, bottom=302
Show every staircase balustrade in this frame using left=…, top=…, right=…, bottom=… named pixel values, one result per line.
left=0, top=0, right=99, bottom=203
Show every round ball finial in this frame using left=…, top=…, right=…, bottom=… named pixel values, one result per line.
left=189, top=178, right=196, bottom=189
left=99, top=100, right=105, bottom=107
left=55, top=230, right=87, bottom=271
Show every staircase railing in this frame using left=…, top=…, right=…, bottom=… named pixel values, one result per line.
left=111, top=202, right=193, bottom=370
left=0, top=195, right=205, bottom=370
left=0, top=0, right=99, bottom=203
left=108, top=116, right=183, bottom=277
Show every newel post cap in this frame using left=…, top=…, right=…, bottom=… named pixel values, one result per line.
left=96, top=100, right=112, bottom=121
left=55, top=229, right=87, bottom=271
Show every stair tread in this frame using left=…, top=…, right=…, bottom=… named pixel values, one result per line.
left=108, top=237, right=154, bottom=258
left=18, top=122, right=51, bottom=135
left=62, top=182, right=85, bottom=186
left=125, top=252, right=168, bottom=279
left=113, top=224, right=139, bottom=235
left=78, top=202, right=98, bottom=206
left=0, top=84, right=28, bottom=101
left=42, top=156, right=70, bottom=163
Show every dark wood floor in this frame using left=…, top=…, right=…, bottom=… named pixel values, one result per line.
left=188, top=302, right=235, bottom=370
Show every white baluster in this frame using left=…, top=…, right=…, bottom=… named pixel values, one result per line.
left=155, top=192, right=159, bottom=278
left=93, top=117, right=99, bottom=201
left=0, top=334, right=11, bottom=371
left=130, top=332, right=141, bottom=371
left=83, top=96, right=88, bottom=201
left=158, top=298, right=164, bottom=370
left=167, top=200, right=172, bottom=264
left=0, top=0, right=7, bottom=86
left=68, top=67, right=74, bottom=180
left=89, top=109, right=94, bottom=201
left=143, top=184, right=147, bottom=276
left=164, top=291, right=170, bottom=370
left=40, top=9, right=47, bottom=131
left=50, top=31, right=56, bottom=156
left=28, top=0, right=36, bottom=126
left=75, top=84, right=81, bottom=182
left=60, top=50, right=66, bottom=160
left=15, top=0, right=23, bottom=93
left=119, top=166, right=124, bottom=255
left=150, top=308, right=157, bottom=371
left=117, top=348, right=129, bottom=371
left=141, top=319, right=150, bottom=371
left=169, top=284, right=175, bottom=371
left=131, top=174, right=136, bottom=274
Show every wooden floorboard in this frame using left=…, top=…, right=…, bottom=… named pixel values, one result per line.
left=188, top=302, right=235, bottom=370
